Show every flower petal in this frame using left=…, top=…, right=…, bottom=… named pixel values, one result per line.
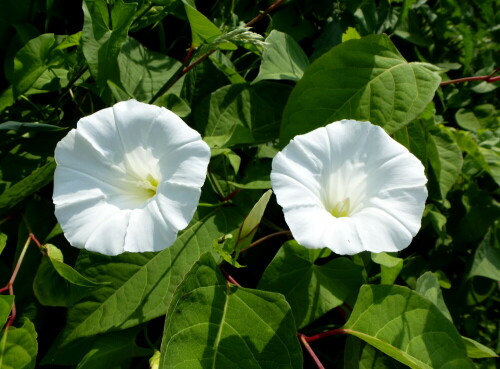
left=84, top=210, right=132, bottom=256
left=155, top=183, right=202, bottom=231
left=123, top=200, right=177, bottom=253
left=55, top=198, right=121, bottom=249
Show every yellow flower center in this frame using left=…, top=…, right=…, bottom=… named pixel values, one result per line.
left=136, top=174, right=159, bottom=199
left=331, top=197, right=350, bottom=218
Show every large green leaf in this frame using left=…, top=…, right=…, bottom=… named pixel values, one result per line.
left=426, top=125, right=463, bottom=199
left=115, top=36, right=183, bottom=102
left=258, top=241, right=363, bottom=328
left=280, top=34, right=441, bottom=145
left=344, top=336, right=407, bottom=369
left=82, top=0, right=137, bottom=88
left=160, top=253, right=303, bottom=368
left=56, top=207, right=243, bottom=346
left=468, top=223, right=500, bottom=281
left=254, top=30, right=309, bottom=83
left=0, top=159, right=55, bottom=215
left=0, top=318, right=38, bottom=369
left=195, top=82, right=292, bottom=148
left=343, top=285, right=474, bottom=369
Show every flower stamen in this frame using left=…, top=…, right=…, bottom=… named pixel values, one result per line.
left=136, top=174, right=159, bottom=198
left=331, top=197, right=350, bottom=218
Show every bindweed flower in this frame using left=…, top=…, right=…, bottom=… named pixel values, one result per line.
left=271, top=120, right=427, bottom=255
left=53, top=100, right=210, bottom=256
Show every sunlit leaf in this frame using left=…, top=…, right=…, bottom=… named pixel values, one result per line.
left=343, top=285, right=474, bottom=369
left=254, top=30, right=309, bottom=83
left=0, top=318, right=38, bottom=369
left=280, top=34, right=441, bottom=145
left=415, top=271, right=452, bottom=322
left=160, top=253, right=303, bottom=368
left=0, top=295, right=14, bottom=328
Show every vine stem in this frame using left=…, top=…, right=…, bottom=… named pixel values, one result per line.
left=0, top=234, right=35, bottom=328
left=303, top=328, right=350, bottom=343
left=240, top=230, right=292, bottom=253
left=298, top=333, right=326, bottom=369
left=440, top=66, right=500, bottom=86
left=149, top=0, right=285, bottom=104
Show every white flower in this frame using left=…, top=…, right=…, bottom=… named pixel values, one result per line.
left=271, top=120, right=427, bottom=255
left=53, top=100, right=210, bottom=256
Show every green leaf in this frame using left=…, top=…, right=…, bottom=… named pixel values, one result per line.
left=426, top=125, right=463, bottom=199
left=0, top=233, right=7, bottom=255
left=343, top=285, right=474, bottom=369
left=195, top=82, right=292, bottom=148
left=342, top=27, right=361, bottom=42
left=160, top=253, right=303, bottom=368
left=12, top=33, right=66, bottom=98
left=370, top=252, right=403, bottom=285
left=33, top=244, right=104, bottom=307
left=56, top=207, right=244, bottom=346
left=0, top=295, right=14, bottom=328
left=82, top=0, right=137, bottom=88
left=75, top=328, right=151, bottom=369
left=468, top=223, right=500, bottom=281
left=183, top=1, right=235, bottom=50
left=0, top=159, right=56, bottom=215
left=237, top=189, right=272, bottom=249
left=415, top=271, right=452, bottom=322
left=0, top=121, right=64, bottom=133
left=259, top=240, right=363, bottom=328
left=461, top=336, right=498, bottom=359
left=280, top=34, right=441, bottom=145
left=116, top=36, right=183, bottom=102
left=455, top=104, right=499, bottom=131
left=344, top=336, right=407, bottom=369
left=0, top=318, right=38, bottom=369
left=254, top=30, right=309, bottom=83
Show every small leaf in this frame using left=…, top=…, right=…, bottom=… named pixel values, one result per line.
left=0, top=295, right=14, bottom=328
left=0, top=233, right=7, bottom=255
left=0, top=121, right=64, bottom=133
left=342, top=27, right=361, bottom=42
left=259, top=240, right=363, bottom=328
left=426, top=124, right=463, bottom=199
left=160, top=253, right=303, bottom=368
left=371, top=252, right=403, bottom=285
left=254, top=30, right=309, bottom=83
left=415, top=271, right=452, bottom=322
left=468, top=223, right=500, bottom=281
left=183, top=1, right=235, bottom=50
left=280, top=34, right=441, bottom=145
left=461, top=336, right=498, bottom=359
left=0, top=160, right=56, bottom=215
left=343, top=285, right=474, bottom=369
left=33, top=244, right=105, bottom=307
left=237, top=189, right=272, bottom=249
left=0, top=318, right=38, bottom=369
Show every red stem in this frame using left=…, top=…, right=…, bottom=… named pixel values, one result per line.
left=240, top=230, right=292, bottom=253
left=246, top=0, right=286, bottom=27
left=298, top=333, right=326, bottom=369
left=440, top=68, right=500, bottom=86
left=220, top=267, right=241, bottom=287
left=303, top=328, right=350, bottom=343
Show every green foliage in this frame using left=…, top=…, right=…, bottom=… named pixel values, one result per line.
left=160, top=253, right=303, bottom=368
left=344, top=285, right=474, bottom=369
left=0, top=0, right=498, bottom=368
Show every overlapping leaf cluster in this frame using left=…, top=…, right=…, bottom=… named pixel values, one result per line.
left=0, top=0, right=498, bottom=368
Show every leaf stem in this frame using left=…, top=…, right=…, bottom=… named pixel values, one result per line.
left=220, top=267, right=241, bottom=286
left=302, top=328, right=350, bottom=343
left=149, top=0, right=286, bottom=103
left=0, top=235, right=33, bottom=327
left=440, top=66, right=500, bottom=86
left=240, top=230, right=292, bottom=253
left=298, top=333, right=326, bottom=369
